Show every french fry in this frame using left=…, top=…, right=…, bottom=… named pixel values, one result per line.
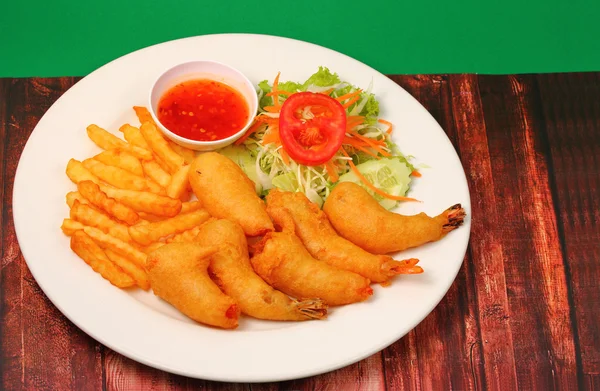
left=99, top=186, right=182, bottom=217
left=93, top=149, right=144, bottom=177
left=66, top=159, right=103, bottom=186
left=78, top=181, right=140, bottom=225
left=138, top=213, right=168, bottom=222
left=181, top=201, right=203, bottom=214
left=128, top=209, right=211, bottom=246
left=81, top=225, right=147, bottom=267
left=104, top=249, right=150, bottom=290
left=133, top=106, right=155, bottom=125
left=70, top=231, right=135, bottom=288
left=166, top=225, right=203, bottom=243
left=70, top=200, right=133, bottom=243
left=66, top=191, right=88, bottom=208
left=141, top=160, right=171, bottom=188
left=153, top=154, right=173, bottom=174
left=139, top=122, right=184, bottom=173
left=61, top=218, right=85, bottom=236
left=169, top=143, right=196, bottom=164
left=87, top=124, right=152, bottom=160
left=166, top=165, right=190, bottom=200
left=119, top=124, right=150, bottom=150
left=132, top=106, right=196, bottom=163
left=143, top=242, right=166, bottom=254
left=82, top=159, right=163, bottom=194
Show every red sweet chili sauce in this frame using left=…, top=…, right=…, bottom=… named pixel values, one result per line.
left=157, top=79, right=249, bottom=142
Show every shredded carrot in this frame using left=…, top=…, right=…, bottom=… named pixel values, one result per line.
left=266, top=90, right=292, bottom=97
left=342, top=137, right=380, bottom=159
left=348, top=133, right=390, bottom=157
left=234, top=121, right=263, bottom=145
left=342, top=95, right=361, bottom=109
left=411, top=170, right=422, bottom=177
left=378, top=119, right=394, bottom=134
left=335, top=90, right=362, bottom=103
left=325, top=161, right=339, bottom=182
left=272, top=72, right=281, bottom=111
left=261, top=127, right=281, bottom=146
left=263, top=106, right=280, bottom=113
left=318, top=88, right=335, bottom=96
left=280, top=149, right=290, bottom=166
left=340, top=147, right=419, bottom=202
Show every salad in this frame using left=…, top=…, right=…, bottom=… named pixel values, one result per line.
left=220, top=67, right=419, bottom=209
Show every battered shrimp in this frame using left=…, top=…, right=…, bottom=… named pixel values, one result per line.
left=250, top=231, right=373, bottom=306
left=196, top=219, right=327, bottom=321
left=323, top=182, right=466, bottom=254
left=266, top=190, right=423, bottom=283
left=146, top=243, right=239, bottom=329
left=188, top=153, right=274, bottom=236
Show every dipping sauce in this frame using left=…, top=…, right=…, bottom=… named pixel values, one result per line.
left=157, top=79, right=250, bottom=142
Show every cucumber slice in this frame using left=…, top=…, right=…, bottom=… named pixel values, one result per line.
left=338, top=157, right=412, bottom=210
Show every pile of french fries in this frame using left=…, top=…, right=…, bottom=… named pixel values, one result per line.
left=61, top=106, right=210, bottom=289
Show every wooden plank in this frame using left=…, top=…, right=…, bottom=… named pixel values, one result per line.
left=0, top=77, right=103, bottom=390
left=378, top=75, right=485, bottom=390
left=448, top=74, right=519, bottom=390
left=477, top=74, right=579, bottom=389
left=105, top=349, right=251, bottom=390
left=536, top=73, right=600, bottom=389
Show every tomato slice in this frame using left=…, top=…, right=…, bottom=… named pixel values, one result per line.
left=278, top=92, right=347, bottom=166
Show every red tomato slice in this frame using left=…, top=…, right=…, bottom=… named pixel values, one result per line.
left=278, top=92, right=347, bottom=166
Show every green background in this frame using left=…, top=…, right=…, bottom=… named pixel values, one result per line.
left=1, top=0, right=599, bottom=77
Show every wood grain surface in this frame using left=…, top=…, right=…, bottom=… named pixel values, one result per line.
left=1, top=74, right=598, bottom=390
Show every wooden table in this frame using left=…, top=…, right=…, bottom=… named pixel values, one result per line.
left=1, top=74, right=598, bottom=390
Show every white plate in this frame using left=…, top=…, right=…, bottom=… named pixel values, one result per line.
left=12, top=34, right=471, bottom=382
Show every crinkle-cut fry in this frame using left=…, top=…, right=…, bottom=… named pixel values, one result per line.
left=166, top=225, right=204, bottom=243
left=181, top=201, right=202, bottom=214
left=86, top=124, right=152, bottom=160
left=166, top=165, right=190, bottom=200
left=169, top=143, right=196, bottom=164
left=141, top=160, right=171, bottom=188
left=70, top=231, right=135, bottom=288
left=132, top=106, right=195, bottom=163
left=146, top=243, right=238, bottom=329
left=70, top=200, right=133, bottom=243
left=143, top=242, right=166, bottom=254
left=128, top=209, right=211, bottom=246
left=93, top=149, right=144, bottom=177
left=61, top=218, right=85, bottom=236
left=152, top=154, right=172, bottom=174
left=138, top=212, right=168, bottom=222
left=78, top=225, right=147, bottom=267
left=66, top=159, right=103, bottom=186
left=77, top=180, right=139, bottom=225
left=104, top=249, right=150, bottom=290
left=119, top=124, right=150, bottom=150
left=139, top=122, right=184, bottom=173
left=82, top=159, right=164, bottom=195
left=66, top=191, right=88, bottom=208
left=99, top=186, right=181, bottom=217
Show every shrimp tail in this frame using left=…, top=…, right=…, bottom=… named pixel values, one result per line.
left=382, top=258, right=424, bottom=276
left=294, top=298, right=329, bottom=320
left=443, top=204, right=466, bottom=233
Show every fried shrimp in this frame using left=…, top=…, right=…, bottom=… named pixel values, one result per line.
left=265, top=190, right=423, bottom=283
left=188, top=153, right=274, bottom=236
left=323, top=182, right=466, bottom=254
left=196, top=219, right=327, bottom=321
left=146, top=243, right=239, bottom=329
left=250, top=231, right=373, bottom=306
